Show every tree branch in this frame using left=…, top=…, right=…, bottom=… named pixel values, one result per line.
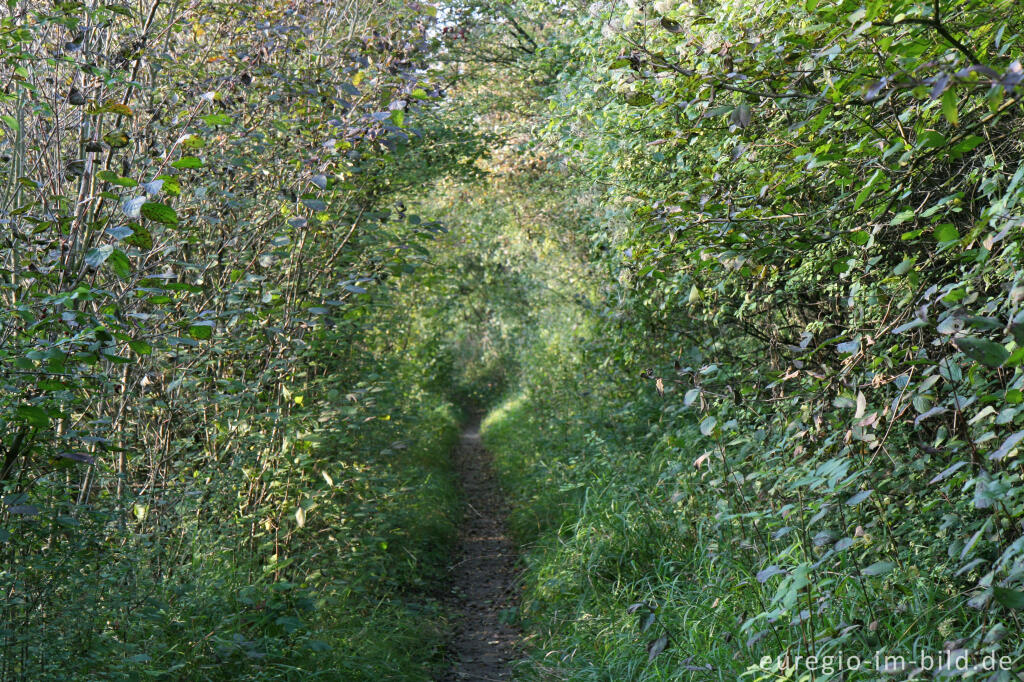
left=876, top=0, right=980, bottom=65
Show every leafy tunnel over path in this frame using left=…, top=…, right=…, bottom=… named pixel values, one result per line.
left=5, top=0, right=1024, bottom=679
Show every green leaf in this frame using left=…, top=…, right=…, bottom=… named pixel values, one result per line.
left=85, top=244, right=113, bottom=268
left=128, top=340, right=152, bottom=355
left=307, top=639, right=332, bottom=652
left=890, top=209, right=915, bottom=226
left=171, top=156, right=203, bottom=169
left=893, top=257, right=914, bottom=275
left=625, top=92, right=654, bottom=106
left=16, top=405, right=49, bottom=429
left=188, top=322, right=214, bottom=340
left=992, top=586, right=1024, bottom=610
left=158, top=175, right=181, bottom=196
left=988, top=430, right=1024, bottom=461
left=941, top=87, right=958, bottom=126
left=700, top=416, right=717, bottom=436
left=917, top=131, right=948, bottom=150
left=107, top=249, right=131, bottom=278
left=106, top=4, right=133, bottom=17
left=140, top=202, right=178, bottom=225
left=201, top=113, right=233, bottom=126
left=1010, top=322, right=1024, bottom=346
left=647, top=633, right=669, bottom=661
left=96, top=170, right=137, bottom=187
left=846, top=490, right=872, bottom=506
left=180, top=134, right=206, bottom=149
left=862, top=560, right=896, bottom=577
left=934, top=223, right=958, bottom=242
left=956, top=337, right=1009, bottom=368
left=849, top=230, right=869, bottom=245
left=660, top=17, right=683, bottom=33
left=854, top=169, right=881, bottom=210
left=952, top=135, right=985, bottom=156
left=731, top=103, right=752, bottom=128
left=37, top=379, right=69, bottom=391
left=987, top=85, right=1005, bottom=113
left=705, top=105, right=734, bottom=118
left=124, top=224, right=153, bottom=249
left=943, top=288, right=966, bottom=304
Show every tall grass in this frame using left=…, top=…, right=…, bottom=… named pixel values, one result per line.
left=481, top=331, right=1002, bottom=681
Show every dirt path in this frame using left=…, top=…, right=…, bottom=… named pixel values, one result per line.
left=440, top=422, right=520, bottom=681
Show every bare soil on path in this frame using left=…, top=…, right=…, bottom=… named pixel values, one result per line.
left=440, top=422, right=520, bottom=681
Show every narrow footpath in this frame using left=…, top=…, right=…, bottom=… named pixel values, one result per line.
left=441, top=421, right=520, bottom=681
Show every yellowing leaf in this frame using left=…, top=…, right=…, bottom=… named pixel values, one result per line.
left=90, top=100, right=134, bottom=116
left=103, top=130, right=130, bottom=148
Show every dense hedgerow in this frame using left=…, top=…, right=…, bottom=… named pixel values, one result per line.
left=0, top=1, right=481, bottom=678
left=432, top=0, right=1024, bottom=678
